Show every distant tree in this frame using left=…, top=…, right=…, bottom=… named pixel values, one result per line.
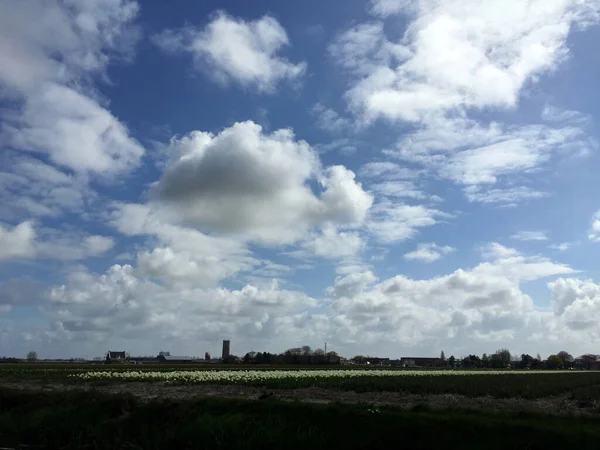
left=536, top=353, right=542, bottom=361
left=26, top=351, right=37, bottom=362
left=579, top=354, right=597, bottom=370
left=519, top=354, right=534, bottom=369
left=448, top=355, right=456, bottom=368
left=440, top=350, right=446, bottom=361
left=301, top=345, right=313, bottom=356
left=496, top=349, right=511, bottom=367
left=352, top=355, right=366, bottom=364
left=481, top=353, right=489, bottom=368
left=313, top=348, right=325, bottom=356
left=557, top=351, right=573, bottom=361
left=286, top=347, right=303, bottom=356
left=546, top=354, right=564, bottom=369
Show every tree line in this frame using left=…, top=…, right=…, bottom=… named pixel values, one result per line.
left=235, top=346, right=340, bottom=365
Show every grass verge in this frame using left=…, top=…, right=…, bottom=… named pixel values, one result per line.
left=2, top=388, right=600, bottom=449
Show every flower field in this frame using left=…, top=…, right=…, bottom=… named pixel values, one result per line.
left=2, top=365, right=600, bottom=398
left=73, top=368, right=550, bottom=383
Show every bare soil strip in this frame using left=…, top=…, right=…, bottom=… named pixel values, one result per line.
left=2, top=381, right=597, bottom=415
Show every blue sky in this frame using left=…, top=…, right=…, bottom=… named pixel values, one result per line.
left=1, top=0, right=600, bottom=360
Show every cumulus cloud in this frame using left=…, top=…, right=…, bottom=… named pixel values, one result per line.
left=339, top=1, right=600, bottom=122
left=549, top=278, right=600, bottom=329
left=153, top=12, right=305, bottom=92
left=0, top=0, right=144, bottom=176
left=154, top=121, right=372, bottom=244
left=0, top=221, right=115, bottom=261
left=46, top=264, right=318, bottom=347
left=111, top=203, right=258, bottom=287
left=327, top=271, right=378, bottom=298
left=84, top=236, right=115, bottom=256
left=297, top=224, right=365, bottom=259
left=404, top=242, right=454, bottom=262
left=329, top=2, right=597, bottom=206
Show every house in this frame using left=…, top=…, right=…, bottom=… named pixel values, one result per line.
left=106, top=351, right=128, bottom=364
left=157, top=355, right=193, bottom=364
left=365, top=357, right=391, bottom=366
left=400, top=357, right=442, bottom=367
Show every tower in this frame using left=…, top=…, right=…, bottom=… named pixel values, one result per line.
left=222, top=340, right=230, bottom=360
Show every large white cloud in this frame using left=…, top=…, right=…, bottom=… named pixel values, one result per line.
left=46, top=264, right=318, bottom=349
left=328, top=1, right=598, bottom=207
left=154, top=121, right=373, bottom=244
left=0, top=0, right=144, bottom=176
left=549, top=278, right=600, bottom=330
left=111, top=203, right=258, bottom=287
left=341, top=0, right=600, bottom=122
left=154, top=12, right=305, bottom=92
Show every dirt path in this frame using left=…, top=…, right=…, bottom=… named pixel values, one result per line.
left=1, top=381, right=595, bottom=415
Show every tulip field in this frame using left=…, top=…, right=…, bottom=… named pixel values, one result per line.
left=2, top=365, right=600, bottom=398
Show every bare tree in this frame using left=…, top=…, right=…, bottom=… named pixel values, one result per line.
left=26, top=351, right=37, bottom=362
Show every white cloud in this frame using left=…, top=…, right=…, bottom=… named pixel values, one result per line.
left=463, top=186, right=548, bottom=206
left=370, top=180, right=429, bottom=200
left=0, top=155, right=90, bottom=221
left=359, top=162, right=418, bottom=180
left=3, top=83, right=144, bottom=175
left=0, top=222, right=36, bottom=260
left=511, top=231, right=549, bottom=242
left=369, top=0, right=413, bottom=17
left=549, top=278, right=600, bottom=329
left=480, top=242, right=520, bottom=261
left=0, top=0, right=144, bottom=176
left=327, top=271, right=378, bottom=298
left=588, top=210, right=600, bottom=241
left=395, top=117, right=590, bottom=195
left=46, top=264, right=318, bottom=346
left=368, top=201, right=450, bottom=243
left=404, top=242, right=454, bottom=262
left=340, top=1, right=600, bottom=122
left=542, top=105, right=590, bottom=125
left=153, top=12, right=305, bottom=92
left=154, top=121, right=372, bottom=245
left=329, top=22, right=411, bottom=77
left=84, top=236, right=115, bottom=256
left=111, top=203, right=258, bottom=287
left=298, top=224, right=365, bottom=259
left=549, top=242, right=575, bottom=252
left=311, top=103, right=350, bottom=133
left=0, top=221, right=117, bottom=262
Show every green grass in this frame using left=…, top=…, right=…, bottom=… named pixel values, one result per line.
left=2, top=388, right=600, bottom=449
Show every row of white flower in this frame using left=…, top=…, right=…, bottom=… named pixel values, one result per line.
left=72, top=369, right=560, bottom=383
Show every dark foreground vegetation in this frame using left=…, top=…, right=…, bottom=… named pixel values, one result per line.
left=2, top=388, right=600, bottom=450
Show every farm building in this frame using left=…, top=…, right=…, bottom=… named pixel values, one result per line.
left=157, top=355, right=193, bottom=364
left=106, top=351, right=128, bottom=364
left=400, top=357, right=443, bottom=367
